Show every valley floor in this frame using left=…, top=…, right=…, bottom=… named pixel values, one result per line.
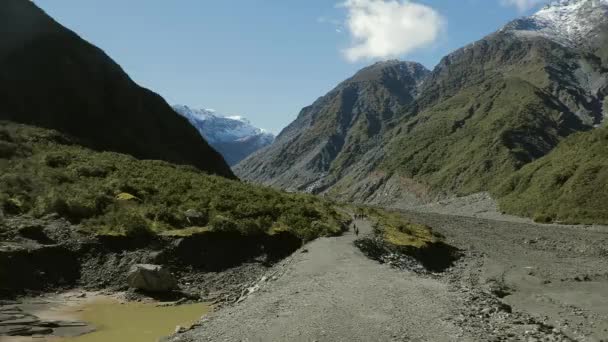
left=167, top=211, right=608, bottom=342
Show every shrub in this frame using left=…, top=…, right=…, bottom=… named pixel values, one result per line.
left=72, top=164, right=111, bottom=178
left=86, top=208, right=153, bottom=237
left=34, top=191, right=108, bottom=222
left=209, top=215, right=238, bottom=233
left=0, top=141, right=18, bottom=159
left=44, top=152, right=72, bottom=168
left=533, top=214, right=554, bottom=224
left=1, top=196, right=25, bottom=215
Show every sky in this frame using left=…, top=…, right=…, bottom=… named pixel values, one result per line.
left=34, top=0, right=549, bottom=134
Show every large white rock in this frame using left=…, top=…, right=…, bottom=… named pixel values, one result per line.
left=126, top=264, right=177, bottom=292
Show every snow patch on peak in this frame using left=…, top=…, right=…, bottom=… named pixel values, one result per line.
left=172, top=105, right=274, bottom=145
left=173, top=105, right=276, bottom=166
left=504, top=0, right=608, bottom=47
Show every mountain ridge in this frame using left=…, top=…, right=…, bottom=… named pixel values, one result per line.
left=236, top=0, right=608, bottom=223
left=0, top=0, right=234, bottom=178
left=173, top=105, right=275, bottom=166
left=235, top=60, right=431, bottom=192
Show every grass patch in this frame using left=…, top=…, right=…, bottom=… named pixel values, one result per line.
left=358, top=207, right=441, bottom=248
left=354, top=206, right=458, bottom=272
left=0, top=121, right=350, bottom=240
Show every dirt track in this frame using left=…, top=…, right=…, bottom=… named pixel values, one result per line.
left=168, top=212, right=608, bottom=342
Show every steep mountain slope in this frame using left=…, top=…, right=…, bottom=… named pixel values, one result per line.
left=235, top=61, right=430, bottom=192
left=495, top=127, right=608, bottom=224
left=237, top=0, right=608, bottom=218
left=348, top=31, right=607, bottom=204
left=0, top=0, right=233, bottom=178
left=173, top=106, right=275, bottom=166
left=351, top=0, right=608, bottom=204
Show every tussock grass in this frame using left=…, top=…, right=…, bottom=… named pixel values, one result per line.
left=0, top=121, right=350, bottom=240
left=359, top=207, right=441, bottom=248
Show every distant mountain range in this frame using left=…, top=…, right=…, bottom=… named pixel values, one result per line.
left=0, top=0, right=234, bottom=178
left=236, top=0, right=608, bottom=224
left=173, top=105, right=274, bottom=166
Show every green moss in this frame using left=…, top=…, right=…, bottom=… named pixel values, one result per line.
left=0, top=121, right=349, bottom=240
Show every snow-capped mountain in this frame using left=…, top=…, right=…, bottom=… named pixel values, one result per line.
left=504, top=0, right=608, bottom=47
left=173, top=105, right=275, bottom=166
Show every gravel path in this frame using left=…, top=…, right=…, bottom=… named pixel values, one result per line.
left=168, top=219, right=471, bottom=342
left=168, top=211, right=608, bottom=342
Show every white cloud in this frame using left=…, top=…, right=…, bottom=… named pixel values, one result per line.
left=340, top=0, right=444, bottom=62
left=501, top=0, right=546, bottom=12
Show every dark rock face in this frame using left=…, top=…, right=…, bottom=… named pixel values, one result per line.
left=0, top=0, right=234, bottom=178
left=0, top=244, right=80, bottom=296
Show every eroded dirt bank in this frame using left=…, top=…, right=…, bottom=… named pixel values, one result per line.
left=0, top=215, right=302, bottom=300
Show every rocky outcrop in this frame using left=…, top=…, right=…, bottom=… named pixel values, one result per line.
left=127, top=264, right=178, bottom=293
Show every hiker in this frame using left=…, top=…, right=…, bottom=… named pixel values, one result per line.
left=353, top=224, right=359, bottom=236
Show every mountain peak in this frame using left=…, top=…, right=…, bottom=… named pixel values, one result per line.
left=172, top=105, right=275, bottom=166
left=503, top=0, right=608, bottom=47
left=347, top=60, right=430, bottom=84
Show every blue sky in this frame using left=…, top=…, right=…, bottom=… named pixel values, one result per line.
left=34, top=0, right=547, bottom=133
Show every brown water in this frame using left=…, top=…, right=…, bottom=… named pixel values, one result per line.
left=62, top=299, right=211, bottom=342
left=2, top=294, right=210, bottom=342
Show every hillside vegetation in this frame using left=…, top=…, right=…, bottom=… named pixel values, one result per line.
left=380, top=77, right=582, bottom=195
left=0, top=121, right=349, bottom=241
left=495, top=128, right=608, bottom=224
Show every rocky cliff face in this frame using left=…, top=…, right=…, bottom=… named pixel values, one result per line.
left=236, top=0, right=608, bottom=210
left=0, top=0, right=234, bottom=178
left=234, top=61, right=430, bottom=192
left=173, top=106, right=274, bottom=166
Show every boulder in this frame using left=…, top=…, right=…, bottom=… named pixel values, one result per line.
left=126, top=264, right=177, bottom=292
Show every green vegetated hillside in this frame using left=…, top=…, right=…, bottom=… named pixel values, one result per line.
left=383, top=31, right=604, bottom=191
left=0, top=0, right=233, bottom=178
left=326, top=33, right=604, bottom=206
left=495, top=128, right=608, bottom=224
left=379, top=75, right=585, bottom=195
left=0, top=121, right=349, bottom=241
left=238, top=7, right=608, bottom=224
